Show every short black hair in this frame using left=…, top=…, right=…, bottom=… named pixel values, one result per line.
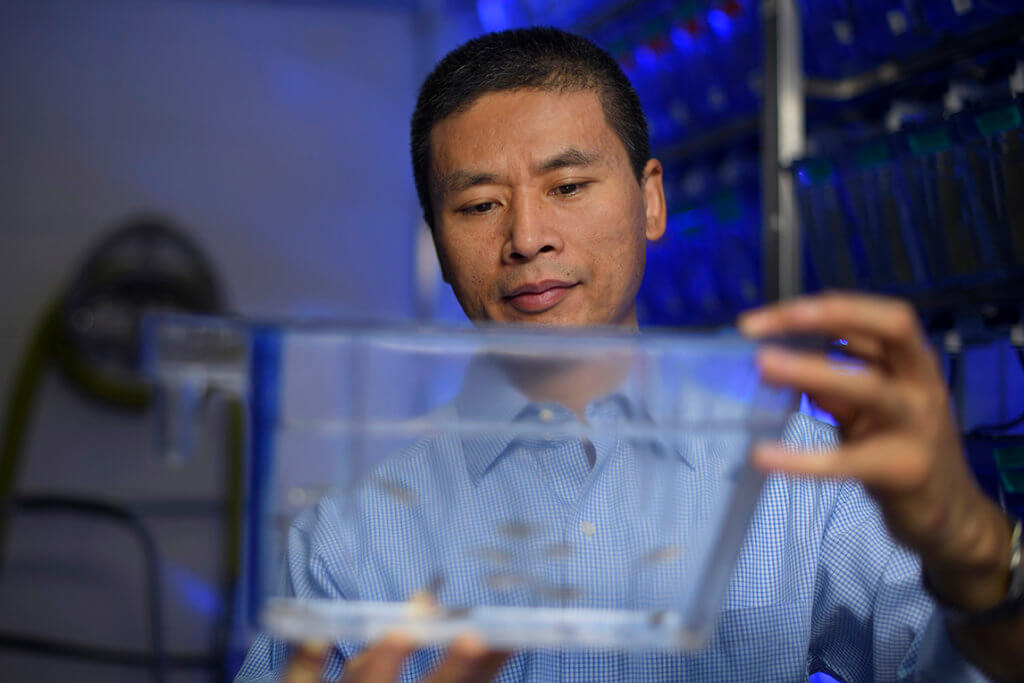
left=410, top=27, right=650, bottom=230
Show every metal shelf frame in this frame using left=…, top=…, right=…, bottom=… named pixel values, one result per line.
left=760, top=0, right=805, bottom=303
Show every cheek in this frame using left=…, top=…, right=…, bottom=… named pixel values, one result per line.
left=581, top=202, right=647, bottom=277
left=442, top=236, right=496, bottom=311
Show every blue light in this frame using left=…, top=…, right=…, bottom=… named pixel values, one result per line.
left=635, top=44, right=656, bottom=69
left=477, top=0, right=509, bottom=33
left=167, top=562, right=222, bottom=618
left=800, top=393, right=839, bottom=426
left=670, top=26, right=694, bottom=53
left=708, top=9, right=732, bottom=36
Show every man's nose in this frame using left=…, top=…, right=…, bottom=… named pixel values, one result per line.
left=502, top=196, right=563, bottom=264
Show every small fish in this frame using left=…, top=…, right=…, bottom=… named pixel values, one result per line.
left=406, top=589, right=437, bottom=616
left=376, top=479, right=417, bottom=505
left=444, top=605, right=473, bottom=619
left=640, top=545, right=679, bottom=566
left=541, top=583, right=580, bottom=601
left=542, top=542, right=574, bottom=560
left=483, top=572, right=521, bottom=592
left=472, top=547, right=514, bottom=565
left=424, top=571, right=445, bottom=596
left=407, top=572, right=444, bottom=616
left=499, top=520, right=534, bottom=539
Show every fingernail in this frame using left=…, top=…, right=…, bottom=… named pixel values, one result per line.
left=756, top=347, right=790, bottom=370
left=301, top=641, right=330, bottom=654
left=292, top=641, right=330, bottom=667
left=790, top=300, right=820, bottom=321
left=452, top=634, right=486, bottom=658
left=382, top=631, right=413, bottom=650
left=738, top=311, right=770, bottom=335
left=752, top=443, right=786, bottom=467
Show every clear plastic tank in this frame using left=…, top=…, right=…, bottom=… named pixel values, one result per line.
left=144, top=316, right=801, bottom=651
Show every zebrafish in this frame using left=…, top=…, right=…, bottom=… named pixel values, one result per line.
left=483, top=572, right=522, bottom=592
left=542, top=542, right=574, bottom=560
left=376, top=479, right=417, bottom=505
left=472, top=547, right=514, bottom=565
left=640, top=545, right=679, bottom=565
left=541, top=582, right=580, bottom=601
left=499, top=520, right=534, bottom=539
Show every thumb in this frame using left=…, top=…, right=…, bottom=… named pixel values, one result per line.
left=285, top=642, right=331, bottom=683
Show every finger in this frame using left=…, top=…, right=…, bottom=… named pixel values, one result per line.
left=740, top=292, right=909, bottom=338
left=831, top=335, right=884, bottom=364
left=739, top=293, right=933, bottom=379
left=473, top=650, right=513, bottom=681
left=285, top=642, right=330, bottom=683
left=343, top=633, right=414, bottom=682
left=752, top=435, right=925, bottom=494
left=757, top=348, right=902, bottom=419
left=804, top=394, right=858, bottom=425
left=423, top=634, right=495, bottom=683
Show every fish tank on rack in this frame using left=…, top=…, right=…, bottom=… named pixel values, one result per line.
left=143, top=316, right=801, bottom=651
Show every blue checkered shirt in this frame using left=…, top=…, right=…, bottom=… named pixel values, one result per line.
left=236, top=357, right=986, bottom=682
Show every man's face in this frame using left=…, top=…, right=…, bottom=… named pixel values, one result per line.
left=427, top=88, right=665, bottom=328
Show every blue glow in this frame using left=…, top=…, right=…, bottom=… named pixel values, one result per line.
left=837, top=338, right=849, bottom=346
left=708, top=9, right=732, bottom=36
left=477, top=0, right=508, bottom=33
left=167, top=562, right=222, bottom=618
left=800, top=393, right=839, bottom=426
left=635, top=44, right=656, bottom=69
left=670, top=26, right=695, bottom=53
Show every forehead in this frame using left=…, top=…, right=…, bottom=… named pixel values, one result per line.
left=428, top=89, right=627, bottom=181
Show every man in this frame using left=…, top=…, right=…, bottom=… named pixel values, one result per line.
left=239, top=28, right=1022, bottom=681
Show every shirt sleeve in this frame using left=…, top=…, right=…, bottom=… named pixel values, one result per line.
left=233, top=498, right=357, bottom=681
left=807, top=476, right=989, bottom=682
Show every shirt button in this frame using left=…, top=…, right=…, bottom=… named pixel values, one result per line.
left=580, top=520, right=596, bottom=538
left=538, top=408, right=555, bottom=423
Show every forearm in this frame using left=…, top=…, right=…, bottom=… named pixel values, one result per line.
left=922, top=497, right=1022, bottom=681
left=945, top=612, right=1024, bottom=683
left=922, top=495, right=1012, bottom=610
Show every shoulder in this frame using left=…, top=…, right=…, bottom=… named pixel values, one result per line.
left=781, top=411, right=839, bottom=450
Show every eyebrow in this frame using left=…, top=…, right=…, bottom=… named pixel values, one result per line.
left=532, top=147, right=601, bottom=174
left=437, top=147, right=602, bottom=196
left=438, top=170, right=498, bottom=195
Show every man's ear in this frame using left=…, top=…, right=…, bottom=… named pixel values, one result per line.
left=641, top=158, right=666, bottom=242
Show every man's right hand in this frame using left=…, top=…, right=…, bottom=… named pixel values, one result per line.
left=284, top=634, right=510, bottom=682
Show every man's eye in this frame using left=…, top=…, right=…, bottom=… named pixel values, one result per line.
left=554, top=183, right=583, bottom=196
left=460, top=202, right=495, bottom=215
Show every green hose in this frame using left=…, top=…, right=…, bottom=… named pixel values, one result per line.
left=0, top=301, right=60, bottom=503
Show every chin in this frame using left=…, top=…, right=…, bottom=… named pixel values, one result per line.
left=507, top=309, right=603, bottom=328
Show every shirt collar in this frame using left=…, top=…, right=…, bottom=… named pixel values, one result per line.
left=453, top=353, right=693, bottom=484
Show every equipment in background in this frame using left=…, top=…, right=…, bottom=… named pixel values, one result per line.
left=1, top=215, right=224, bottom=501
left=0, top=215, right=241, bottom=681
left=451, top=0, right=1024, bottom=327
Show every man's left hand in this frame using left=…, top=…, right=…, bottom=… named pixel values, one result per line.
left=738, top=292, right=1012, bottom=611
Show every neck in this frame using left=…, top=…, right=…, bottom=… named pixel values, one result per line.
left=497, top=351, right=633, bottom=420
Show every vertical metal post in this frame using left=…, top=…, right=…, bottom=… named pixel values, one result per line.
left=761, top=0, right=805, bottom=302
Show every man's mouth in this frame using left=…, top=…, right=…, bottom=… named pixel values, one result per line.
left=504, top=280, right=579, bottom=314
